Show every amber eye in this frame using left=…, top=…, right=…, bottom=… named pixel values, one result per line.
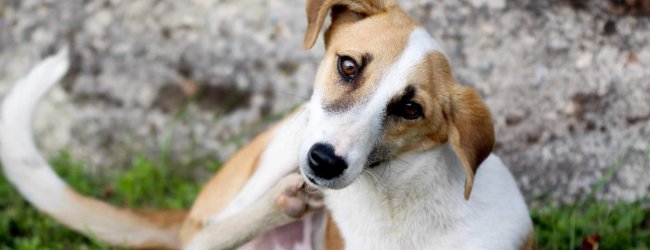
left=399, top=101, right=423, bottom=120
left=337, top=56, right=359, bottom=81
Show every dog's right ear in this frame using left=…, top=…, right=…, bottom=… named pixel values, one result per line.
left=304, top=0, right=394, bottom=49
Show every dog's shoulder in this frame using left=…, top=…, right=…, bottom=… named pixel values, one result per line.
left=457, top=154, right=534, bottom=249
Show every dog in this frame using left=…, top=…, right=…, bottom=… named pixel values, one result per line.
left=0, top=0, right=534, bottom=249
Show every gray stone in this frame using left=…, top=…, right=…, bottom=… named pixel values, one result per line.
left=1, top=0, right=649, bottom=205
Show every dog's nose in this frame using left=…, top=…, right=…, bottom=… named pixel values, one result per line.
left=308, top=143, right=347, bottom=180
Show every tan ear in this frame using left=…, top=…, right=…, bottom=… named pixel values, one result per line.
left=304, top=0, right=394, bottom=49
left=447, top=86, right=495, bottom=200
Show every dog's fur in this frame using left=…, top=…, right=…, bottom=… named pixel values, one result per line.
left=0, top=0, right=534, bottom=249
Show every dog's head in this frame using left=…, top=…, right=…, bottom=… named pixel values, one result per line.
left=299, top=0, right=494, bottom=199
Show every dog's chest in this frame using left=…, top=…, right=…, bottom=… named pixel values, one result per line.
left=324, top=179, right=470, bottom=249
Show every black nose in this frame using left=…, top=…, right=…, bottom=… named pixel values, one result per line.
left=308, top=143, right=347, bottom=180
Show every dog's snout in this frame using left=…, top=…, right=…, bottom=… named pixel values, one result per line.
left=308, top=143, right=347, bottom=180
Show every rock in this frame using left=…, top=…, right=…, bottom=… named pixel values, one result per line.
left=534, top=65, right=547, bottom=86
left=84, top=10, right=113, bottom=37
left=576, top=52, right=594, bottom=69
left=548, top=38, right=570, bottom=52
left=479, top=23, right=496, bottom=35
left=603, top=19, right=617, bottom=35
left=468, top=0, right=506, bottom=10
left=505, top=109, right=528, bottom=126
left=1, top=0, right=650, bottom=205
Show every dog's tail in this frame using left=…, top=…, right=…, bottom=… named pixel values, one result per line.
left=0, top=48, right=186, bottom=249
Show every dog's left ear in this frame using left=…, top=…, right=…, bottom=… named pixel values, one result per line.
left=304, top=0, right=394, bottom=49
left=447, top=85, right=495, bottom=200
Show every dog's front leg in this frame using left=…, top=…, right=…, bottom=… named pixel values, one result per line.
left=210, top=107, right=309, bottom=223
left=185, top=173, right=323, bottom=250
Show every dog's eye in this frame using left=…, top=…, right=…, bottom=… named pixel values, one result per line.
left=337, top=56, right=359, bottom=80
left=398, top=101, right=423, bottom=120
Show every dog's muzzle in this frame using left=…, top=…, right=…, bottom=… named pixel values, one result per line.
left=307, top=143, right=348, bottom=180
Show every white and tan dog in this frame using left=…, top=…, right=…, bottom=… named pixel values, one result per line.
left=0, top=0, right=534, bottom=249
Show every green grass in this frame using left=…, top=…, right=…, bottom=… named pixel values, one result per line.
left=533, top=202, right=650, bottom=250
left=531, top=138, right=650, bottom=250
left=0, top=151, right=215, bottom=250
left=0, top=151, right=648, bottom=249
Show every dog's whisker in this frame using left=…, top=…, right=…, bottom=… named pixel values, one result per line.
left=362, top=169, right=378, bottom=183
left=394, top=156, right=415, bottom=168
left=379, top=158, right=391, bottom=179
left=364, top=169, right=380, bottom=183
left=363, top=169, right=388, bottom=188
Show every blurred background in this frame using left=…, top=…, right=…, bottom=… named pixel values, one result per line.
left=1, top=0, right=649, bottom=248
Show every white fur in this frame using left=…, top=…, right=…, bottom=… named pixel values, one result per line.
left=1, top=48, right=71, bottom=213
left=326, top=147, right=531, bottom=249
left=298, top=27, right=446, bottom=189
left=223, top=27, right=531, bottom=249
left=210, top=108, right=309, bottom=222
left=188, top=174, right=314, bottom=250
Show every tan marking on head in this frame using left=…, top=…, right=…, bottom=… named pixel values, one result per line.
left=321, top=8, right=417, bottom=112
left=383, top=52, right=453, bottom=156
left=303, top=0, right=417, bottom=112
left=304, top=0, right=397, bottom=49
left=381, top=52, right=495, bottom=200
left=304, top=1, right=494, bottom=198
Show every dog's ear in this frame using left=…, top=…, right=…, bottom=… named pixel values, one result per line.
left=304, top=0, right=394, bottom=49
left=447, top=85, right=495, bottom=200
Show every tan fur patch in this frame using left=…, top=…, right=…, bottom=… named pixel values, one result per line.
left=382, top=52, right=454, bottom=156
left=520, top=229, right=536, bottom=250
left=448, top=85, right=495, bottom=199
left=378, top=51, right=494, bottom=199
left=319, top=8, right=418, bottom=112
left=324, top=215, right=345, bottom=250
left=64, top=188, right=186, bottom=249
left=304, top=0, right=397, bottom=49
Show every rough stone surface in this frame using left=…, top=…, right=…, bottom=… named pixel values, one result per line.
left=1, top=0, right=649, bottom=205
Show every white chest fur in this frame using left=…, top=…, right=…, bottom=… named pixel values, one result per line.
left=324, top=145, right=533, bottom=250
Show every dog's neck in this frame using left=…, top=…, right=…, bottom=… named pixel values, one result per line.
left=324, top=144, right=471, bottom=249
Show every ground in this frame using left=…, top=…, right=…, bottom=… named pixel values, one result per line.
left=0, top=0, right=650, bottom=248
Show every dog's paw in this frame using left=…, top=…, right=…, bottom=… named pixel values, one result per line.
left=274, top=174, right=324, bottom=218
